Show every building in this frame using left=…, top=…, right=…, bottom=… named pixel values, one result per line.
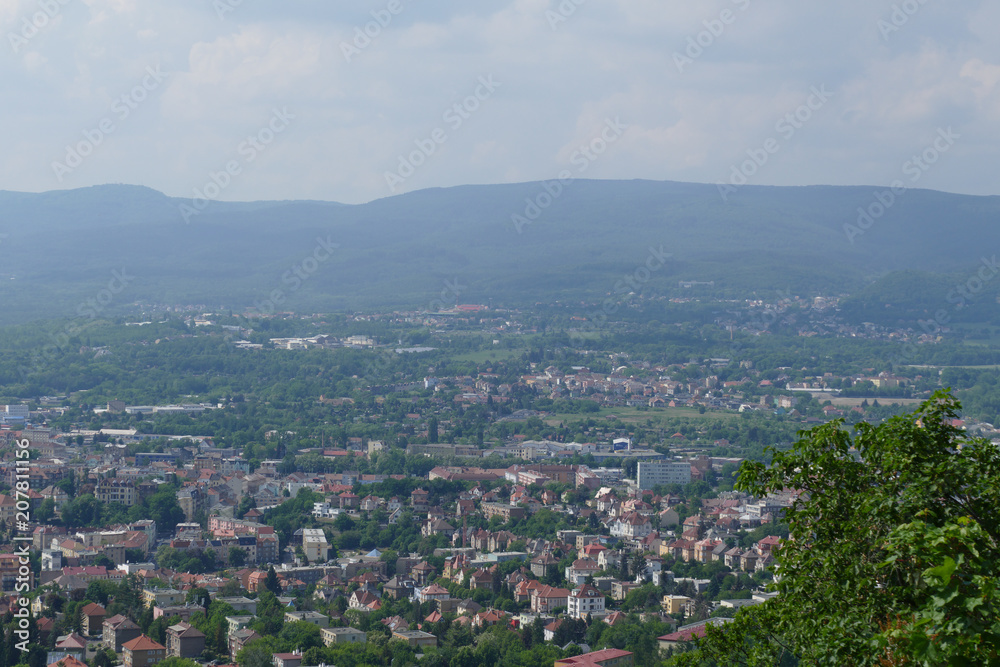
left=142, top=589, right=184, bottom=608
left=165, top=622, right=205, bottom=658
left=226, top=616, right=253, bottom=636
left=661, top=595, right=693, bottom=615
left=320, top=627, right=367, bottom=646
left=176, top=487, right=205, bottom=523
left=481, top=503, right=527, bottom=522
left=567, top=584, right=605, bottom=619
left=301, top=529, right=331, bottom=563
left=228, top=628, right=259, bottom=659
left=215, top=596, right=258, bottom=614
left=152, top=606, right=199, bottom=622
left=81, top=603, right=106, bottom=636
left=391, top=630, right=437, bottom=649
left=383, top=575, right=416, bottom=600
left=530, top=552, right=559, bottom=579
left=636, top=460, right=691, bottom=490
left=531, top=585, right=570, bottom=614
left=554, top=648, right=633, bottom=667
left=609, top=513, right=653, bottom=541
left=95, top=479, right=138, bottom=507
left=122, top=635, right=167, bottom=667
left=0, top=553, right=33, bottom=591
left=272, top=653, right=303, bottom=667
left=54, top=633, right=87, bottom=658
left=104, top=615, right=141, bottom=651
left=416, top=583, right=450, bottom=604
left=410, top=488, right=429, bottom=511
left=283, top=611, right=329, bottom=628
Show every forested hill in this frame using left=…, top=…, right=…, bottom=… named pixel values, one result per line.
left=0, top=180, right=997, bottom=323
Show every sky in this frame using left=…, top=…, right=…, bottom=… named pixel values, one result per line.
left=1, top=0, right=998, bottom=204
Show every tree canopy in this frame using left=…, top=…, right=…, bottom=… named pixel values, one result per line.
left=677, top=391, right=1000, bottom=666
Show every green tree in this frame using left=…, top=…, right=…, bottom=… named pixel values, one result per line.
left=228, top=547, right=247, bottom=568
left=264, top=566, right=281, bottom=596
left=37, top=498, right=56, bottom=524
left=236, top=640, right=275, bottom=667
left=679, top=392, right=1000, bottom=666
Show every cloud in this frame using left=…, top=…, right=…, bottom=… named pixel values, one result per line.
left=0, top=0, right=995, bottom=203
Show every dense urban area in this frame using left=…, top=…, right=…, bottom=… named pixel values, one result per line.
left=1, top=298, right=999, bottom=667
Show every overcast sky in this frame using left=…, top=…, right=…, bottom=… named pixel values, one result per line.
left=2, top=0, right=998, bottom=204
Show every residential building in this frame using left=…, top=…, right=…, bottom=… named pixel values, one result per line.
left=531, top=585, right=570, bottom=614
left=609, top=513, right=653, bottom=541
left=567, top=584, right=605, bottom=620
left=301, top=529, right=330, bottom=563
left=636, top=461, right=691, bottom=490
left=530, top=552, right=559, bottom=579
left=95, top=479, right=138, bottom=506
left=165, top=622, right=205, bottom=659
left=142, top=589, right=184, bottom=608
left=54, top=634, right=87, bottom=658
left=565, top=557, right=600, bottom=586
left=228, top=628, right=259, bottom=658
left=47, top=657, right=88, bottom=667
left=215, top=596, right=258, bottom=614
left=272, top=653, right=303, bottom=667
left=283, top=611, right=328, bottom=628
left=104, top=615, right=141, bottom=651
left=81, top=603, right=105, bottom=636
left=661, top=595, right=693, bottom=615
left=122, top=635, right=167, bottom=667
left=226, top=616, right=253, bottom=636
left=391, top=630, right=437, bottom=649
left=554, top=648, right=634, bottom=667
left=320, top=627, right=366, bottom=646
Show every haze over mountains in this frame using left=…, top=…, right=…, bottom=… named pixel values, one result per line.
left=1, top=180, right=998, bottom=325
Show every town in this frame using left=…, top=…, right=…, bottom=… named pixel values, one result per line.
left=1, top=301, right=997, bottom=667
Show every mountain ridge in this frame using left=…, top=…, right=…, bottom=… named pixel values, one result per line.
left=0, top=179, right=997, bottom=324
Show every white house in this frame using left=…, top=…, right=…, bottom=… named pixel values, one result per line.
left=567, top=585, right=605, bottom=619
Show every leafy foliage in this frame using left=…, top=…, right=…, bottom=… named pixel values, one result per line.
left=677, top=391, right=1000, bottom=666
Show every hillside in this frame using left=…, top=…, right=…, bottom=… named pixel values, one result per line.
left=0, top=180, right=997, bottom=323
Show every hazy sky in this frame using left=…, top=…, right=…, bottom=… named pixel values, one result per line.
left=2, top=0, right=998, bottom=204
